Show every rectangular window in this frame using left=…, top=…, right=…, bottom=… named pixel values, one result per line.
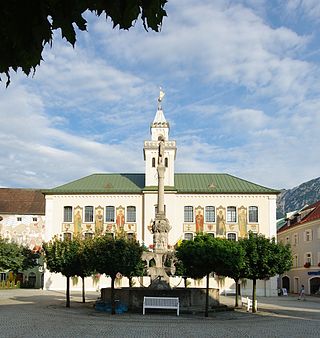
left=63, top=232, right=72, bottom=241
left=305, top=229, right=313, bottom=242
left=184, top=233, right=194, bottom=241
left=184, top=206, right=194, bottom=223
left=105, top=206, right=115, bottom=222
left=17, top=217, right=22, bottom=222
left=248, top=206, right=258, bottom=223
left=227, top=232, right=237, bottom=241
left=306, top=252, right=312, bottom=265
left=63, top=206, right=72, bottom=223
left=227, top=206, right=237, bottom=223
left=293, top=255, right=298, bottom=268
left=205, top=206, right=215, bottom=222
left=84, top=233, right=93, bottom=240
left=84, top=206, right=94, bottom=223
left=293, top=233, right=299, bottom=246
left=127, top=206, right=136, bottom=222
left=32, top=217, right=38, bottom=222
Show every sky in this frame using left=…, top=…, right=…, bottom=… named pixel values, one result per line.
left=1, top=0, right=320, bottom=190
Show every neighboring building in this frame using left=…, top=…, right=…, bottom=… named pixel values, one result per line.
left=277, top=200, right=320, bottom=295
left=0, top=188, right=45, bottom=288
left=43, top=96, right=279, bottom=295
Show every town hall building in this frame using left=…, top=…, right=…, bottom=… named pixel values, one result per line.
left=43, top=92, right=279, bottom=295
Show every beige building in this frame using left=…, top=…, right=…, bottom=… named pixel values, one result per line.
left=277, top=200, right=320, bottom=295
left=43, top=96, right=280, bottom=295
left=0, top=188, right=45, bottom=288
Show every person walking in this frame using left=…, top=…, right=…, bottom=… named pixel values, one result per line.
left=298, top=284, right=305, bottom=300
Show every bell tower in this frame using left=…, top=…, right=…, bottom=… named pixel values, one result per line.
left=143, top=89, right=176, bottom=187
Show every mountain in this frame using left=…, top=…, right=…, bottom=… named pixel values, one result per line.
left=276, top=177, right=320, bottom=219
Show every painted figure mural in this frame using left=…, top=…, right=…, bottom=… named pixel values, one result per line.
left=238, top=206, right=247, bottom=238
left=195, top=207, right=204, bottom=233
left=74, top=208, right=82, bottom=235
left=95, top=207, right=104, bottom=236
left=216, top=207, right=226, bottom=236
left=116, top=207, right=125, bottom=234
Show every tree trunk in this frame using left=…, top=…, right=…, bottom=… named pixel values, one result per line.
left=111, top=277, right=116, bottom=315
left=205, top=273, right=209, bottom=317
left=82, top=276, right=85, bottom=303
left=234, top=278, right=239, bottom=308
left=129, top=277, right=133, bottom=287
left=252, top=278, right=257, bottom=313
left=66, top=276, right=70, bottom=308
left=183, top=276, right=187, bottom=288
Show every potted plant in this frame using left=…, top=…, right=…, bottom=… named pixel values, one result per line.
left=304, top=262, right=311, bottom=268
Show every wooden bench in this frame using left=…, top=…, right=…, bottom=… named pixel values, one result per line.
left=143, top=296, right=179, bottom=316
left=241, top=296, right=258, bottom=312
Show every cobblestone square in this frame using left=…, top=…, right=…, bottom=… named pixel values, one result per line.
left=1, top=290, right=320, bottom=337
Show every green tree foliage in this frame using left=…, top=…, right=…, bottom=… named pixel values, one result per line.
left=0, top=237, right=38, bottom=274
left=0, top=0, right=168, bottom=86
left=240, top=232, right=292, bottom=312
left=176, top=234, right=218, bottom=317
left=213, top=239, right=246, bottom=308
left=92, top=235, right=143, bottom=314
left=43, top=236, right=84, bottom=307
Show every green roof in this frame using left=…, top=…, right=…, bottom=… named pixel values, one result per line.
left=44, top=173, right=279, bottom=195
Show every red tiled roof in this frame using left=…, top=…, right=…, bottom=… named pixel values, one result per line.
left=277, top=200, right=320, bottom=233
left=299, top=200, right=320, bottom=224
left=0, top=188, right=45, bottom=215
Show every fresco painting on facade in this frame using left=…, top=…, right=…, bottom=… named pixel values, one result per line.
left=74, top=207, right=82, bottom=235
left=183, top=223, right=195, bottom=232
left=195, top=207, right=204, bottom=233
left=95, top=207, right=104, bottom=236
left=116, top=206, right=125, bottom=236
left=0, top=215, right=45, bottom=250
left=125, top=223, right=136, bottom=232
left=249, top=223, right=259, bottom=233
left=238, top=206, right=247, bottom=238
left=216, top=207, right=226, bottom=236
left=205, top=224, right=215, bottom=232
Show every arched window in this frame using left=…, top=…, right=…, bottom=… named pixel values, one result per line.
left=63, top=206, right=72, bottom=222
left=152, top=157, right=156, bottom=167
left=127, top=206, right=136, bottom=222
left=84, top=206, right=94, bottom=223
left=105, top=206, right=115, bottom=222
left=165, top=157, right=168, bottom=167
left=227, top=206, right=237, bottom=223
left=249, top=206, right=258, bottom=223
left=205, top=206, right=215, bottom=222
left=184, top=206, right=194, bottom=222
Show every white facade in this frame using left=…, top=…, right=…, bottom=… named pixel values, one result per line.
left=44, top=101, right=279, bottom=296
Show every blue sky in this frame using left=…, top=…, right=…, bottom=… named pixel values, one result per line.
left=1, top=0, right=320, bottom=190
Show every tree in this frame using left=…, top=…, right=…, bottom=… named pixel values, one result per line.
left=92, top=235, right=143, bottom=314
left=0, top=237, right=38, bottom=275
left=240, top=232, right=292, bottom=313
left=213, top=238, right=246, bottom=308
left=0, top=0, right=168, bottom=86
left=43, top=236, right=83, bottom=307
left=70, top=236, right=95, bottom=303
left=176, top=234, right=218, bottom=317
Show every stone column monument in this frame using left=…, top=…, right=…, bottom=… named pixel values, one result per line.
left=152, top=135, right=171, bottom=253
left=143, top=90, right=172, bottom=288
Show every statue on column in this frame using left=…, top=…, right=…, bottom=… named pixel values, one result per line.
left=158, top=135, right=165, bottom=165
